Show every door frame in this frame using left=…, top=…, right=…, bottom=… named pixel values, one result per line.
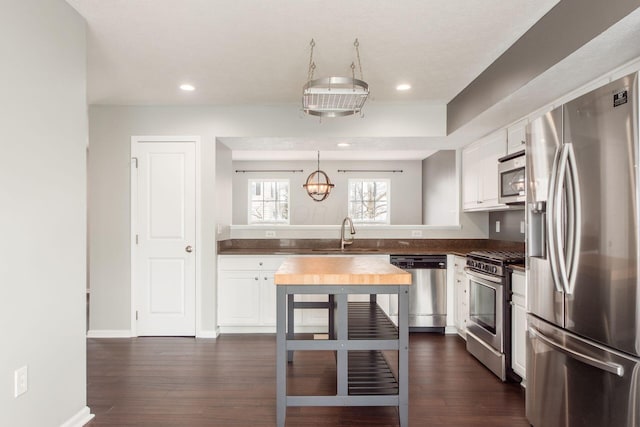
left=130, top=135, right=202, bottom=337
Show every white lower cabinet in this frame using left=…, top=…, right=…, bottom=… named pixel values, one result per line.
left=259, top=270, right=277, bottom=326
left=511, top=270, right=527, bottom=383
left=218, top=254, right=390, bottom=333
left=218, top=270, right=262, bottom=326
left=218, top=255, right=285, bottom=333
left=452, top=255, right=469, bottom=338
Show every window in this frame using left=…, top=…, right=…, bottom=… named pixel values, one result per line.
left=248, top=180, right=290, bottom=224
left=348, top=179, right=389, bottom=224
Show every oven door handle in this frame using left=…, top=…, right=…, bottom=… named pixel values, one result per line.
left=464, top=267, right=502, bottom=285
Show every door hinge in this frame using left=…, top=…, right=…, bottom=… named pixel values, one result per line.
left=132, top=157, right=138, bottom=168
left=135, top=234, right=139, bottom=244
left=135, top=310, right=138, bottom=320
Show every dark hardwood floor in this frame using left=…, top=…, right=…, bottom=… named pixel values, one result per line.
left=87, top=333, right=528, bottom=426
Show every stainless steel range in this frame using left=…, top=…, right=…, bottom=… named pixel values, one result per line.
left=465, top=250, right=524, bottom=381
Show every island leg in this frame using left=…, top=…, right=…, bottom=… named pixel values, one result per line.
left=398, top=286, right=409, bottom=426
left=276, top=286, right=287, bottom=427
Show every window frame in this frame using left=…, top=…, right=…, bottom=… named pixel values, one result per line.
left=347, top=178, right=391, bottom=225
left=247, top=179, right=291, bottom=225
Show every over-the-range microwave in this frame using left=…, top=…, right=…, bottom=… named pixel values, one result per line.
left=498, top=150, right=525, bottom=204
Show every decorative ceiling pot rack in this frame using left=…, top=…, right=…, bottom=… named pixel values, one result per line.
left=302, top=38, right=369, bottom=118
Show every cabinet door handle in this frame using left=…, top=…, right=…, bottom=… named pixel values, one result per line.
left=254, top=277, right=259, bottom=281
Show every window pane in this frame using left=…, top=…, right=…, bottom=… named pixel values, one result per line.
left=248, top=180, right=290, bottom=224
left=250, top=202, right=264, bottom=221
left=348, top=179, right=389, bottom=224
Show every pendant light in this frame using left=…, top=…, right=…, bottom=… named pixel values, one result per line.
left=303, top=151, right=334, bottom=201
left=302, top=39, right=369, bottom=118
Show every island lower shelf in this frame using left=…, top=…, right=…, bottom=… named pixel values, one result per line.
left=348, top=301, right=400, bottom=396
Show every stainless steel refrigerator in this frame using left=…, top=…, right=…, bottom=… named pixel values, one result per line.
left=526, top=72, right=640, bottom=427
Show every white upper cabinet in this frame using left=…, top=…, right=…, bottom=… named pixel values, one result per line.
left=462, top=130, right=507, bottom=211
left=507, top=119, right=527, bottom=155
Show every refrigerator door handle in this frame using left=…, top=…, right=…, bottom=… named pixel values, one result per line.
left=529, top=326, right=624, bottom=377
left=553, top=145, right=571, bottom=292
left=563, top=143, right=581, bottom=295
left=547, top=146, right=565, bottom=293
left=550, top=143, right=581, bottom=295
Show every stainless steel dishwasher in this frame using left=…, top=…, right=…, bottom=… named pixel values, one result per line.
left=389, top=255, right=447, bottom=332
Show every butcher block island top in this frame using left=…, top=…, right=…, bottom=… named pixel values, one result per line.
left=274, top=256, right=412, bottom=286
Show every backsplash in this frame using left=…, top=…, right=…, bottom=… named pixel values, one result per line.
left=489, top=209, right=525, bottom=242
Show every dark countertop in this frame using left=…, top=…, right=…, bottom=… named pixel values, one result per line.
left=217, top=238, right=525, bottom=257
left=509, top=263, right=526, bottom=272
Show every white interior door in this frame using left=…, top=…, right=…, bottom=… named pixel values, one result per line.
left=132, top=139, right=196, bottom=336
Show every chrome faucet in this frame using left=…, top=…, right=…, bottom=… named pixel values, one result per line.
left=340, top=216, right=356, bottom=250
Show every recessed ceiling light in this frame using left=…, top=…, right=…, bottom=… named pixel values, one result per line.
left=396, top=84, right=411, bottom=91
left=337, top=142, right=351, bottom=147
left=180, top=84, right=195, bottom=91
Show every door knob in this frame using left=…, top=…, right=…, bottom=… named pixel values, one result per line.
left=185, top=245, right=193, bottom=253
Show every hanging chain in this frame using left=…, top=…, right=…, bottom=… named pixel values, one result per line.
left=354, top=38, right=363, bottom=80
left=307, top=39, right=316, bottom=82
left=351, top=62, right=356, bottom=92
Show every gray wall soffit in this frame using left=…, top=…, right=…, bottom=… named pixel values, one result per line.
left=447, top=0, right=640, bottom=133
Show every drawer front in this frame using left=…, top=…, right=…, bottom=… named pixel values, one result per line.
left=218, top=255, right=286, bottom=271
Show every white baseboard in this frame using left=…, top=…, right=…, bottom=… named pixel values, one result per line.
left=60, top=406, right=94, bottom=427
left=218, top=325, right=327, bottom=334
left=86, top=329, right=133, bottom=338
left=444, top=326, right=458, bottom=335
left=219, top=325, right=277, bottom=334
left=196, top=329, right=219, bottom=338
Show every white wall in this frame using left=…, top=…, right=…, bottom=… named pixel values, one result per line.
left=0, top=1, right=91, bottom=426
left=422, top=150, right=457, bottom=225
left=88, top=109, right=218, bottom=336
left=232, top=160, right=423, bottom=225
left=86, top=103, right=470, bottom=334
left=216, top=142, right=233, bottom=239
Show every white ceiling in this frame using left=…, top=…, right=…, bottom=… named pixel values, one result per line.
left=80, top=0, right=640, bottom=162
left=226, top=137, right=440, bottom=161
left=66, top=0, right=560, bottom=107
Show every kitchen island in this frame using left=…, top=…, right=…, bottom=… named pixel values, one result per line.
left=274, top=256, right=412, bottom=427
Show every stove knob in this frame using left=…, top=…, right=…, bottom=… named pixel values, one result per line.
left=492, top=266, right=498, bottom=274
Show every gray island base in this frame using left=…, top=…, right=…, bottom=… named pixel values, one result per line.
left=274, top=257, right=411, bottom=427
